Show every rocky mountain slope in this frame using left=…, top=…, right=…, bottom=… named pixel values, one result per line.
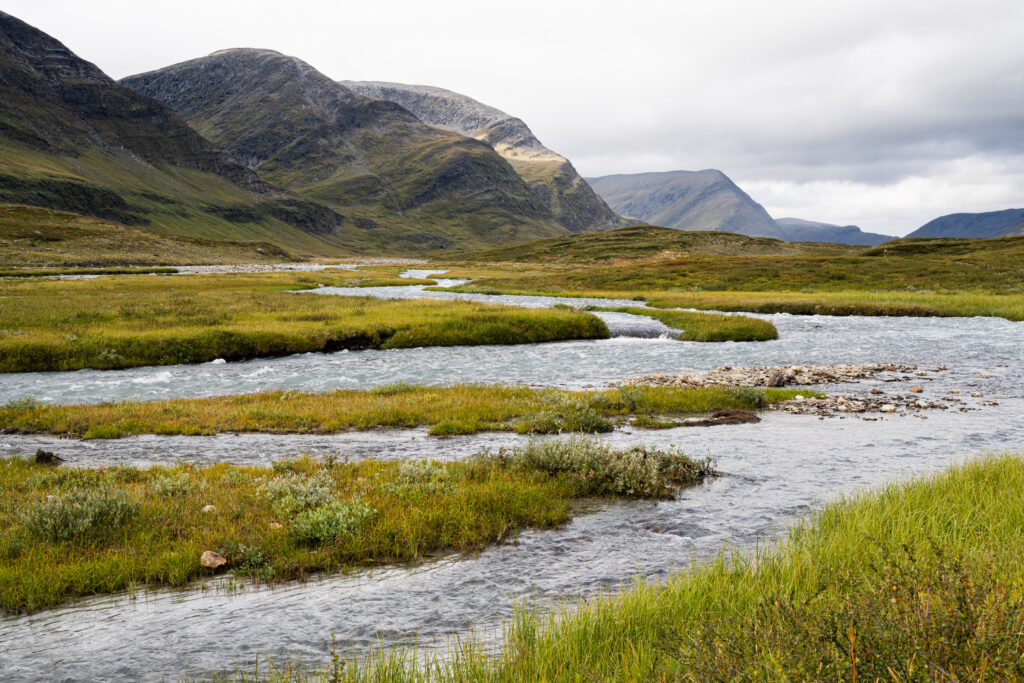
left=775, top=217, right=893, bottom=246
left=587, top=169, right=787, bottom=239
left=906, top=208, right=1024, bottom=239
left=343, top=81, right=621, bottom=233
left=124, top=52, right=571, bottom=251
left=0, top=10, right=350, bottom=256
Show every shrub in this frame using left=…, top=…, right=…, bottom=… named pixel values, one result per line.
left=21, top=487, right=136, bottom=543
left=150, top=471, right=202, bottom=497
left=381, top=460, right=460, bottom=496
left=289, top=502, right=374, bottom=546
left=215, top=541, right=274, bottom=581
left=260, top=470, right=335, bottom=519
left=493, top=438, right=715, bottom=498
left=516, top=393, right=613, bottom=434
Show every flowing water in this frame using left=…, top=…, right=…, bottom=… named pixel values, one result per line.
left=0, top=278, right=1021, bottom=681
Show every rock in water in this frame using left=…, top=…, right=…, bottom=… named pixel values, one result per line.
left=34, top=449, right=63, bottom=465
left=201, top=551, right=226, bottom=569
left=910, top=385, right=923, bottom=393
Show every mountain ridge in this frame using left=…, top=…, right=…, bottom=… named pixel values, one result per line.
left=906, top=208, right=1024, bottom=239
left=343, top=80, right=621, bottom=233
left=775, top=217, right=893, bottom=246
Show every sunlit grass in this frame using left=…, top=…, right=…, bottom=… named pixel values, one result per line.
left=0, top=384, right=809, bottom=438
left=0, top=272, right=608, bottom=372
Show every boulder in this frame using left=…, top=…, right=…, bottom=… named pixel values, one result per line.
left=33, top=449, right=63, bottom=466
left=201, top=505, right=216, bottom=514
left=200, top=551, right=227, bottom=569
left=909, top=386, right=923, bottom=393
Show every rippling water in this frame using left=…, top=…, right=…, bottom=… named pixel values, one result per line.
left=0, top=280, right=1021, bottom=681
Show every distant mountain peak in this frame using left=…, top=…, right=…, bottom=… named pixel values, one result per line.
left=588, top=169, right=787, bottom=240
left=907, top=208, right=1024, bottom=239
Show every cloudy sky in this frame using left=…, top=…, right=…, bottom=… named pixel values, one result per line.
left=6, top=0, right=1023, bottom=235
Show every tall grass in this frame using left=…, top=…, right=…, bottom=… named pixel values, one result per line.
left=0, top=385, right=811, bottom=439
left=229, top=454, right=1024, bottom=681
left=0, top=439, right=713, bottom=613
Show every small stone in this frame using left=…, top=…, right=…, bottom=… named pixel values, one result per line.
left=909, top=386, right=923, bottom=393
left=201, top=505, right=216, bottom=514
left=869, top=388, right=882, bottom=395
left=970, top=392, right=982, bottom=397
left=947, top=390, right=959, bottom=394
left=270, top=522, right=284, bottom=530
left=794, top=395, right=805, bottom=402
left=880, top=404, right=897, bottom=413
left=200, top=551, right=226, bottom=569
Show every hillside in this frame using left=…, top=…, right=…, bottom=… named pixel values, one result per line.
left=0, top=204, right=297, bottom=267
left=0, top=10, right=351, bottom=256
left=775, top=217, right=893, bottom=246
left=123, top=51, right=572, bottom=252
left=907, top=208, right=1024, bottom=239
left=587, top=170, right=787, bottom=239
left=343, top=81, right=621, bottom=233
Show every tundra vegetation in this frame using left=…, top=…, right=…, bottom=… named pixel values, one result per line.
left=0, top=385, right=810, bottom=439
left=435, top=226, right=1024, bottom=320
left=214, top=454, right=1024, bottom=682
left=0, top=272, right=609, bottom=372
left=0, top=439, right=714, bottom=613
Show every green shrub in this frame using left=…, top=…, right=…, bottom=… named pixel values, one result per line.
left=380, top=460, right=460, bottom=496
left=21, top=487, right=136, bottom=542
left=150, top=471, right=202, bottom=497
left=493, top=437, right=715, bottom=498
left=215, top=541, right=274, bottom=581
left=288, top=502, right=374, bottom=546
left=260, top=470, right=335, bottom=519
left=516, top=394, right=613, bottom=434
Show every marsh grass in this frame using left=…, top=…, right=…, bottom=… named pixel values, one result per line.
left=587, top=306, right=778, bottom=342
left=229, top=454, right=1024, bottom=682
left=0, top=272, right=608, bottom=372
left=0, top=385, right=811, bottom=439
left=0, top=440, right=712, bottom=613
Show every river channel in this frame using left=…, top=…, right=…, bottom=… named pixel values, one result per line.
left=0, top=275, right=1021, bottom=681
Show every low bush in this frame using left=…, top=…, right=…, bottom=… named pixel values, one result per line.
left=20, top=487, right=136, bottom=543
left=288, top=502, right=375, bottom=546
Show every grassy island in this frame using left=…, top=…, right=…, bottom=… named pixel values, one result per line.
left=0, top=439, right=714, bottom=613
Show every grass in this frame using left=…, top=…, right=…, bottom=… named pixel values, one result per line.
left=219, top=453, right=1024, bottom=682
left=0, top=204, right=297, bottom=267
left=0, top=385, right=810, bottom=439
left=431, top=226, right=1024, bottom=320
left=587, top=306, right=778, bottom=342
left=0, top=439, right=714, bottom=613
left=0, top=272, right=608, bottom=372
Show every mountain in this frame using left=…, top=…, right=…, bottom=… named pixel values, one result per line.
left=906, top=209, right=1024, bottom=239
left=123, top=51, right=571, bottom=251
left=587, top=169, right=788, bottom=239
left=775, top=217, right=893, bottom=246
left=342, top=81, right=621, bottom=233
left=0, top=10, right=350, bottom=256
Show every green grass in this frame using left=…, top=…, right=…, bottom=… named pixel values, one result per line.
left=0, top=204, right=297, bottom=267
left=0, top=385, right=810, bottom=439
left=587, top=306, right=778, bottom=342
left=430, top=226, right=1024, bottom=320
left=219, top=454, right=1024, bottom=682
left=0, top=439, right=714, bottom=613
left=0, top=272, right=608, bottom=372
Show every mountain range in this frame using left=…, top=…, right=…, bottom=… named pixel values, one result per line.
left=1, top=10, right=1018, bottom=257
left=588, top=170, right=896, bottom=245
left=905, top=209, right=1024, bottom=239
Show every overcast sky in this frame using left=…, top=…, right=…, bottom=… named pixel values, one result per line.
left=6, top=0, right=1023, bottom=235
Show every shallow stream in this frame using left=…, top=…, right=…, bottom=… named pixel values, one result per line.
left=0, top=278, right=1021, bottom=681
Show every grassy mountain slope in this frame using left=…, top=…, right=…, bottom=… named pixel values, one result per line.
left=588, top=169, right=787, bottom=239
left=0, top=204, right=294, bottom=266
left=0, top=11, right=352, bottom=257
left=907, top=208, right=1024, bottom=239
left=123, top=51, right=572, bottom=251
left=344, top=81, right=622, bottom=234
